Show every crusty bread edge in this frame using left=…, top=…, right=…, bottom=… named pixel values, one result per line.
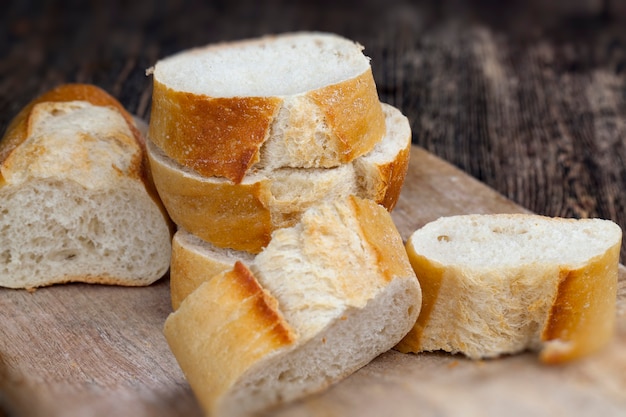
left=148, top=69, right=384, bottom=183
left=540, top=239, right=621, bottom=363
left=396, top=214, right=622, bottom=364
left=0, top=83, right=171, bottom=232
left=164, top=261, right=297, bottom=415
left=146, top=102, right=408, bottom=254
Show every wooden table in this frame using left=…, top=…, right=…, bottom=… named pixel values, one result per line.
left=2, top=0, right=624, bottom=261
left=1, top=1, right=625, bottom=416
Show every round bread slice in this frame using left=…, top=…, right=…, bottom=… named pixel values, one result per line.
left=395, top=213, right=623, bottom=364
left=147, top=102, right=410, bottom=254
left=147, top=32, right=386, bottom=183
left=163, top=195, right=422, bottom=417
left=0, top=84, right=172, bottom=289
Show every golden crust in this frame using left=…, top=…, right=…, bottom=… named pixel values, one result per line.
left=349, top=195, right=416, bottom=283
left=368, top=134, right=411, bottom=212
left=169, top=232, right=245, bottom=310
left=540, top=242, right=621, bottom=364
left=397, top=215, right=622, bottom=362
left=147, top=111, right=407, bottom=255
left=0, top=84, right=170, bottom=228
left=149, top=71, right=384, bottom=184
left=307, top=70, right=385, bottom=162
left=394, top=250, right=444, bottom=353
left=147, top=142, right=273, bottom=253
left=149, top=80, right=282, bottom=183
left=163, top=261, right=296, bottom=415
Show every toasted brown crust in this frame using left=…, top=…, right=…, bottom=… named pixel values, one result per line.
left=147, top=141, right=273, bottom=253
left=1, top=84, right=142, bottom=164
left=368, top=134, right=411, bottom=212
left=540, top=242, right=621, bottom=364
left=0, top=84, right=169, bottom=226
left=349, top=196, right=416, bottom=283
left=149, top=70, right=384, bottom=183
left=163, top=261, right=296, bottom=414
left=147, top=107, right=407, bottom=255
left=170, top=232, right=254, bottom=310
left=394, top=250, right=444, bottom=353
left=307, top=70, right=385, bottom=163
left=149, top=80, right=282, bottom=183
left=229, top=261, right=296, bottom=346
left=381, top=148, right=409, bottom=211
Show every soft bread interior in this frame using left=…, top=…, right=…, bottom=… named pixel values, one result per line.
left=152, top=32, right=370, bottom=97
left=0, top=179, right=171, bottom=288
left=410, top=214, right=622, bottom=270
left=0, top=100, right=171, bottom=288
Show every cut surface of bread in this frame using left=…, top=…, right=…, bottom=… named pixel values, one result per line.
left=148, top=32, right=385, bottom=183
left=396, top=213, right=622, bottom=364
left=0, top=89, right=172, bottom=289
left=147, top=102, right=410, bottom=254
left=163, top=196, right=422, bottom=416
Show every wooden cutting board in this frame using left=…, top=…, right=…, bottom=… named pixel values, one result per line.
left=1, top=146, right=624, bottom=417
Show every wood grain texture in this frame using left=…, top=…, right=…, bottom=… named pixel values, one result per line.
left=1, top=0, right=624, bottom=261
left=0, top=146, right=624, bottom=417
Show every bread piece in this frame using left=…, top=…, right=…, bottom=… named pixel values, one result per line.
left=147, top=102, right=410, bottom=254
left=163, top=196, right=422, bottom=416
left=0, top=84, right=172, bottom=289
left=395, top=213, right=622, bottom=364
left=148, top=32, right=385, bottom=183
left=170, top=229, right=254, bottom=310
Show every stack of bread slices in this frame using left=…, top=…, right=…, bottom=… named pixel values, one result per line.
left=146, top=32, right=412, bottom=255
left=146, top=32, right=422, bottom=416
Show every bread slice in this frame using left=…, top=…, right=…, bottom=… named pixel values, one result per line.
left=395, top=213, right=623, bottom=364
left=163, top=196, right=422, bottom=416
left=0, top=84, right=172, bottom=289
left=147, top=32, right=385, bottom=183
left=147, top=102, right=410, bottom=254
left=169, top=228, right=254, bottom=310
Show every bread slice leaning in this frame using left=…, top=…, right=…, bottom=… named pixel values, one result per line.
left=395, top=213, right=623, bottom=364
left=0, top=84, right=172, bottom=289
left=163, top=196, right=422, bottom=416
left=148, top=32, right=386, bottom=183
left=147, top=102, right=410, bottom=254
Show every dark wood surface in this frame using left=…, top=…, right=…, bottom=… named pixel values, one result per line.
left=2, top=0, right=624, bottom=261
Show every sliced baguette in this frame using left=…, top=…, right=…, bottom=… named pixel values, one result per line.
left=169, top=228, right=254, bottom=310
left=147, top=102, right=410, bottom=254
left=148, top=32, right=385, bottom=183
left=395, top=213, right=622, bottom=364
left=163, top=196, right=422, bottom=416
left=0, top=84, right=172, bottom=289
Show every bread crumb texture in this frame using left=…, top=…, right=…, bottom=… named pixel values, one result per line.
left=397, top=213, right=622, bottom=364
left=0, top=100, right=171, bottom=288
